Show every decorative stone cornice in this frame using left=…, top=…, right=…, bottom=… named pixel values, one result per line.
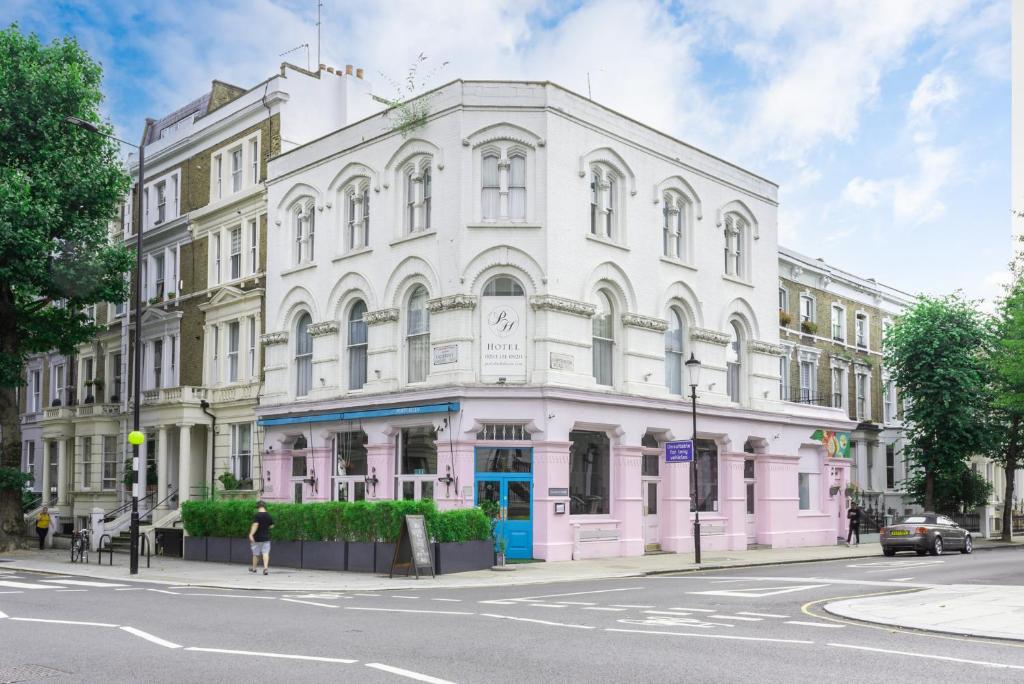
left=307, top=321, right=339, bottom=337
left=748, top=340, right=785, bottom=356
left=621, top=313, right=669, bottom=332
left=261, top=331, right=288, bottom=346
left=690, top=327, right=731, bottom=346
left=426, top=294, right=477, bottom=313
left=529, top=295, right=596, bottom=318
left=363, top=308, right=400, bottom=325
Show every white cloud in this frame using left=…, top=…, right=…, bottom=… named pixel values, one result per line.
left=908, top=69, right=959, bottom=143
left=842, top=177, right=886, bottom=208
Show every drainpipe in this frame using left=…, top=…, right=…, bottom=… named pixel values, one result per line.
left=200, top=399, right=216, bottom=500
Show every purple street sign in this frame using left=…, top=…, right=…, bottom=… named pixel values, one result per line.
left=665, top=440, right=694, bottom=463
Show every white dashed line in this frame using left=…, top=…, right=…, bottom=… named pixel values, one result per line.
left=827, top=643, right=1024, bottom=670
left=185, top=647, right=356, bottom=664
left=146, top=589, right=181, bottom=595
left=481, top=613, right=596, bottom=630
left=610, top=604, right=655, bottom=609
left=120, top=626, right=181, bottom=649
left=185, top=593, right=274, bottom=600
left=737, top=612, right=789, bottom=618
left=558, top=601, right=597, bottom=606
left=644, top=610, right=693, bottom=617
left=707, top=615, right=763, bottom=621
left=43, top=579, right=128, bottom=588
left=670, top=607, right=715, bottom=612
left=478, top=600, right=517, bottom=605
left=366, top=663, right=455, bottom=683
left=0, top=591, right=24, bottom=594
left=785, top=621, right=845, bottom=629
left=526, top=603, right=567, bottom=609
left=114, top=588, right=143, bottom=591
left=0, top=581, right=56, bottom=590
left=582, top=607, right=627, bottom=612
left=391, top=595, right=421, bottom=600
left=345, top=607, right=473, bottom=616
left=10, top=618, right=117, bottom=627
left=607, top=628, right=813, bottom=644
left=280, top=598, right=338, bottom=608
left=516, top=587, right=645, bottom=600
left=55, top=589, right=87, bottom=593
left=430, top=598, right=462, bottom=602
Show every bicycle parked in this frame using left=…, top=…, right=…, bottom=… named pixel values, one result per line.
left=70, top=528, right=90, bottom=564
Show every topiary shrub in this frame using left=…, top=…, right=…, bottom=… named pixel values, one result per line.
left=432, top=507, right=492, bottom=543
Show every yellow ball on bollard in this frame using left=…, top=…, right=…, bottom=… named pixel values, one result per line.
left=127, top=431, right=145, bottom=446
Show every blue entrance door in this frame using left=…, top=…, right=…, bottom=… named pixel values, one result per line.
left=474, top=446, right=533, bottom=560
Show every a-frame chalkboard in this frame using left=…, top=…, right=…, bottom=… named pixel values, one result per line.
left=389, top=514, right=435, bottom=579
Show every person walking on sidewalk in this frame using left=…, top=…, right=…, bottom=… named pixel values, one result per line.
left=248, top=501, right=274, bottom=575
left=846, top=502, right=861, bottom=545
left=35, top=506, right=50, bottom=550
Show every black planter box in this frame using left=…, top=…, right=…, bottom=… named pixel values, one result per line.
left=346, top=541, right=376, bottom=573
left=206, top=537, right=231, bottom=563
left=272, top=540, right=303, bottom=569
left=183, top=536, right=206, bottom=562
left=434, top=540, right=494, bottom=574
left=230, top=537, right=253, bottom=564
left=374, top=542, right=397, bottom=574
left=301, top=541, right=346, bottom=571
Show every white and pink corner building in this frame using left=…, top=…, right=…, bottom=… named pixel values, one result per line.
left=254, top=80, right=855, bottom=561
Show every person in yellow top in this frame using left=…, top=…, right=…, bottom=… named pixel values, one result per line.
left=35, top=506, right=50, bottom=550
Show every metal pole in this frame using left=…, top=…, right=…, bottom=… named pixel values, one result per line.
left=691, top=386, right=701, bottom=565
left=129, top=140, right=145, bottom=575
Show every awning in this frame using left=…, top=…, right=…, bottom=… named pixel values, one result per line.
left=258, top=401, right=460, bottom=427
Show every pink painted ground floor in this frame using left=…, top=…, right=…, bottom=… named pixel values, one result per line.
left=256, top=388, right=856, bottom=561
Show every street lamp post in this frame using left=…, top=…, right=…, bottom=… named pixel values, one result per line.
left=685, top=353, right=702, bottom=565
left=64, top=116, right=145, bottom=575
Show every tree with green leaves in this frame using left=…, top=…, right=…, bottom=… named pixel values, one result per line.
left=989, top=261, right=1024, bottom=541
left=884, top=293, right=994, bottom=512
left=0, top=25, right=133, bottom=549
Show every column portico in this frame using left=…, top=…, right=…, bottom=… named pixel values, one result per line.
left=41, top=440, right=52, bottom=505
left=178, top=423, right=193, bottom=505
left=531, top=441, right=571, bottom=561
left=613, top=444, right=644, bottom=557
left=56, top=439, right=68, bottom=505
left=157, top=425, right=169, bottom=509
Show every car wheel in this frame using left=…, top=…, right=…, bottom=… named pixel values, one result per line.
left=929, top=537, right=943, bottom=556
left=883, top=548, right=896, bottom=557
left=960, top=535, right=972, bottom=554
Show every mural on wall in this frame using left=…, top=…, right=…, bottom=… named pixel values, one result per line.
left=811, top=429, right=851, bottom=458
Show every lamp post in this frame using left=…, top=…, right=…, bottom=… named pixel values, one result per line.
left=64, top=116, right=145, bottom=575
left=685, top=352, right=702, bottom=564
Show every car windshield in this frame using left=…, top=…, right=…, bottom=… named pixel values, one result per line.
left=901, top=516, right=928, bottom=524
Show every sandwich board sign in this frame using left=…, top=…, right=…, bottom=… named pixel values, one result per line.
left=389, top=514, right=435, bottom=579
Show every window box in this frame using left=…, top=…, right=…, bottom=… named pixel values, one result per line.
left=779, top=310, right=792, bottom=327
left=346, top=541, right=376, bottom=572
left=205, top=536, right=231, bottom=563
left=183, top=536, right=207, bottom=562
left=434, top=540, right=494, bottom=574
left=301, top=540, right=346, bottom=571
left=800, top=321, right=818, bottom=335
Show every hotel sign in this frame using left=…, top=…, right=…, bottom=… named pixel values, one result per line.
left=481, top=296, right=526, bottom=380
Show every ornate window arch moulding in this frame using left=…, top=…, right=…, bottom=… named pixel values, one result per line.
left=529, top=295, right=596, bottom=318
left=621, top=313, right=669, bottom=332
left=690, top=327, right=731, bottom=346
left=261, top=331, right=288, bottom=346
left=307, top=321, right=340, bottom=337
left=427, top=294, right=477, bottom=313
left=363, top=307, right=400, bottom=325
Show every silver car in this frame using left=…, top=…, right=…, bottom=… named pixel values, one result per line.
left=879, top=512, right=973, bottom=557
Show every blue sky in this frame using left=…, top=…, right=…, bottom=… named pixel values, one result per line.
left=5, top=0, right=1011, bottom=305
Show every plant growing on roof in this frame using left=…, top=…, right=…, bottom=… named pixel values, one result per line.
left=374, top=53, right=448, bottom=138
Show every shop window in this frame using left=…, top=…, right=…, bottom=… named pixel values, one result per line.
left=569, top=430, right=609, bottom=515
left=798, top=449, right=820, bottom=511
left=335, top=430, right=368, bottom=502
left=475, top=447, right=532, bottom=473
left=291, top=454, right=307, bottom=478
left=690, top=439, right=718, bottom=513
left=397, top=426, right=437, bottom=501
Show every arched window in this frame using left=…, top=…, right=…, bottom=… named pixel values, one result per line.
left=724, top=214, right=748, bottom=278
left=483, top=276, right=525, bottom=297
left=590, top=171, right=600, bottom=235
left=422, top=167, right=432, bottom=230
left=482, top=153, right=499, bottom=220
left=726, top=321, right=742, bottom=402
left=605, top=176, right=616, bottom=237
left=407, top=287, right=430, bottom=383
left=292, top=207, right=304, bottom=265
left=592, top=290, right=614, bottom=386
left=295, top=312, right=313, bottom=397
left=346, top=190, right=357, bottom=249
left=360, top=187, right=370, bottom=247
left=347, top=301, right=368, bottom=390
left=509, top=153, right=526, bottom=220
left=665, top=308, right=685, bottom=394
left=663, top=193, right=687, bottom=260
left=405, top=169, right=416, bottom=232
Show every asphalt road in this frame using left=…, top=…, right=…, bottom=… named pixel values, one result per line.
left=1, top=548, right=1023, bottom=683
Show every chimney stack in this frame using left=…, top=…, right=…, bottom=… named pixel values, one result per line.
left=356, top=67, right=364, bottom=79
left=326, top=66, right=335, bottom=74
left=345, top=64, right=354, bottom=75
left=319, top=63, right=326, bottom=72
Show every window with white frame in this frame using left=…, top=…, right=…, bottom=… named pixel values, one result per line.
left=227, top=321, right=240, bottom=382
left=360, top=189, right=370, bottom=247
left=53, top=363, right=65, bottom=406
left=152, top=339, right=163, bottom=389
left=726, top=322, right=743, bottom=402
left=343, top=181, right=371, bottom=251
left=799, top=353, right=816, bottom=402
left=406, top=287, right=430, bottom=383
left=248, top=219, right=258, bottom=274
left=172, top=175, right=178, bottom=216
left=250, top=139, right=259, bottom=184
left=229, top=226, right=242, bottom=280
left=295, top=313, right=313, bottom=397
left=779, top=351, right=790, bottom=401
left=211, top=325, right=220, bottom=384
left=423, top=167, right=432, bottom=230
left=169, top=335, right=177, bottom=385
left=348, top=301, right=368, bottom=390
left=231, top=147, right=243, bottom=192
left=477, top=144, right=529, bottom=223
left=110, top=352, right=122, bottom=401
left=102, top=436, right=117, bottom=490
left=590, top=171, right=601, bottom=236
left=779, top=287, right=789, bottom=313
left=798, top=450, right=820, bottom=510
left=396, top=426, right=437, bottom=501
left=884, top=379, right=895, bottom=423
left=214, top=154, right=223, bottom=199
left=81, top=436, right=92, bottom=489
left=84, top=304, right=96, bottom=324
left=665, top=308, right=685, bottom=395
left=213, top=233, right=222, bottom=284
left=405, top=169, right=416, bottom=231
left=29, top=369, right=41, bottom=412
left=588, top=165, right=624, bottom=241
left=831, top=364, right=846, bottom=409
left=855, top=313, right=868, bottom=348
left=155, top=181, right=166, bottom=224
left=592, top=290, right=614, bottom=386
left=81, top=357, right=94, bottom=400
left=482, top=152, right=499, bottom=220
left=291, top=201, right=315, bottom=265
left=231, top=423, right=252, bottom=483
left=24, top=441, right=36, bottom=479
left=723, top=213, right=749, bottom=278
left=855, top=370, right=868, bottom=420
left=799, top=294, right=815, bottom=324
left=509, top=153, right=526, bottom=220
left=831, top=304, right=845, bottom=341
left=662, top=191, right=690, bottom=260
left=153, top=253, right=165, bottom=298
left=248, top=317, right=257, bottom=378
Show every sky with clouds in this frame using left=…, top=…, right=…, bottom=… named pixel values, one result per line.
left=4, top=0, right=1011, bottom=305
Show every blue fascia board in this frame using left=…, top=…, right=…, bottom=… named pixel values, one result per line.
left=258, top=401, right=459, bottom=427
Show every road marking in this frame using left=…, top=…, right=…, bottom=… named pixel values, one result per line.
left=0, top=591, right=24, bottom=594
left=167, top=586, right=192, bottom=589
left=185, top=593, right=274, bottom=600
left=607, top=628, right=813, bottom=644
left=146, top=589, right=181, bottom=595
left=477, top=600, right=517, bottom=605
left=366, top=663, right=455, bottom=683
left=481, top=613, right=595, bottom=629
left=619, top=617, right=722, bottom=629
left=644, top=610, right=694, bottom=617
left=669, top=607, right=715, bottom=613
left=10, top=618, right=117, bottom=627
left=582, top=607, right=627, bottom=612
left=42, top=579, right=129, bottom=588
left=890, top=577, right=914, bottom=582
left=55, top=589, right=87, bottom=593
left=848, top=560, right=943, bottom=569
left=708, top=615, right=762, bottom=621
left=392, top=595, right=421, bottom=599
left=120, top=626, right=181, bottom=649
left=662, top=575, right=936, bottom=589
left=737, top=612, right=789, bottom=618
left=558, top=601, right=597, bottom=606
left=785, top=621, right=845, bottom=629
left=516, top=587, right=644, bottom=600
left=689, top=584, right=828, bottom=598
left=610, top=604, right=654, bottom=609
left=345, top=607, right=473, bottom=616
left=114, top=588, right=143, bottom=591
left=526, top=603, right=566, bottom=609
left=184, top=647, right=356, bottom=664
left=281, top=598, right=339, bottom=608
left=0, top=609, right=7, bottom=619
left=430, top=598, right=461, bottom=602
left=0, top=581, right=56, bottom=590
left=827, top=643, right=1024, bottom=670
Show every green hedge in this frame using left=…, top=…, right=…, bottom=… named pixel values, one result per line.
left=180, top=499, right=491, bottom=544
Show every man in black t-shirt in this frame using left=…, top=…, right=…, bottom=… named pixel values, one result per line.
left=248, top=501, right=274, bottom=575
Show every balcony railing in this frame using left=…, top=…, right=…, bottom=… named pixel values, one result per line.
left=784, top=390, right=840, bottom=408
left=42, top=406, right=73, bottom=421
left=140, top=386, right=209, bottom=405
left=209, top=381, right=260, bottom=404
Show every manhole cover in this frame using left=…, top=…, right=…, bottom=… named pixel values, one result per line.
left=0, top=665, right=67, bottom=683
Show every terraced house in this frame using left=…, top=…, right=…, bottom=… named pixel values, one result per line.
left=777, top=247, right=914, bottom=525
left=21, top=62, right=378, bottom=538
